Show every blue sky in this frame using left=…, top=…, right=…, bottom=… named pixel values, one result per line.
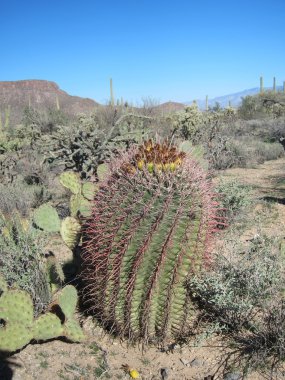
left=1, top=0, right=285, bottom=104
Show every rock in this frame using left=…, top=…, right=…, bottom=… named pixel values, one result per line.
left=224, top=372, right=242, bottom=380
left=160, top=367, right=170, bottom=379
left=190, top=358, right=203, bottom=367
left=180, top=358, right=190, bottom=366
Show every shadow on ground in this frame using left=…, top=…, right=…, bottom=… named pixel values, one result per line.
left=0, top=354, right=22, bottom=380
left=261, top=196, right=285, bottom=205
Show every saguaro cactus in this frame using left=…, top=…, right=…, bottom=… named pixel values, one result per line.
left=110, top=78, right=114, bottom=106
left=273, top=76, right=276, bottom=93
left=260, top=76, right=264, bottom=94
left=81, top=140, right=219, bottom=342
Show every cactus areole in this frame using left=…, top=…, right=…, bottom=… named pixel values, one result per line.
left=82, top=140, right=219, bottom=342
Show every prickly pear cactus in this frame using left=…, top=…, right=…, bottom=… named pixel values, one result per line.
left=60, top=217, right=81, bottom=249
left=33, top=203, right=61, bottom=233
left=0, top=276, right=85, bottom=352
left=59, top=171, right=81, bottom=195
left=81, top=140, right=219, bottom=342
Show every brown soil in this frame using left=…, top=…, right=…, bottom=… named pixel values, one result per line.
left=2, top=158, right=285, bottom=380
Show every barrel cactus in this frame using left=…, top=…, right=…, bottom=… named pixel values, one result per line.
left=81, top=140, right=219, bottom=342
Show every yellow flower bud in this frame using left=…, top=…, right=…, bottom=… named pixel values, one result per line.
left=137, top=160, right=144, bottom=170
left=129, top=369, right=140, bottom=378
left=147, top=162, right=154, bottom=173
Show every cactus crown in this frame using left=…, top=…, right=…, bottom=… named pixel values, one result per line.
left=123, top=140, right=186, bottom=173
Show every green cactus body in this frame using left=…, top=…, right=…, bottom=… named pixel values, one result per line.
left=70, top=194, right=92, bottom=217
left=97, top=163, right=109, bottom=182
left=33, top=313, right=63, bottom=340
left=82, top=141, right=218, bottom=342
left=82, top=182, right=98, bottom=201
left=33, top=203, right=61, bottom=233
left=57, top=285, right=78, bottom=318
left=60, top=172, right=81, bottom=195
left=64, top=319, right=85, bottom=342
left=110, top=78, right=114, bottom=106
left=60, top=217, right=81, bottom=249
left=0, top=323, right=33, bottom=352
left=0, top=289, right=34, bottom=325
left=0, top=277, right=85, bottom=352
left=260, top=76, right=264, bottom=94
left=4, top=106, right=10, bottom=130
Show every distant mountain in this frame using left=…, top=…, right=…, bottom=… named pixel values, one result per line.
left=187, top=86, right=284, bottom=109
left=0, top=80, right=99, bottom=125
left=154, top=101, right=185, bottom=113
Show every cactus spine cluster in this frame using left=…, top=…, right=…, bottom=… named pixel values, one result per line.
left=0, top=277, right=85, bottom=352
left=82, top=140, right=219, bottom=342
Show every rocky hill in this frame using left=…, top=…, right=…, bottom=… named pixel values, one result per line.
left=0, top=80, right=99, bottom=125
left=154, top=101, right=185, bottom=113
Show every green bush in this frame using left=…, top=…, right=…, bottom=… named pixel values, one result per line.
left=187, top=234, right=285, bottom=373
left=238, top=92, right=285, bottom=120
left=215, top=179, right=252, bottom=223
left=0, top=215, right=51, bottom=315
left=187, top=234, right=283, bottom=332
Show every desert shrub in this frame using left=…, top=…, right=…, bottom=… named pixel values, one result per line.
left=250, top=140, right=284, bottom=163
left=42, top=110, right=151, bottom=179
left=0, top=215, right=51, bottom=315
left=187, top=233, right=285, bottom=374
left=207, top=137, right=283, bottom=170
left=205, top=136, right=246, bottom=170
left=215, top=179, right=252, bottom=223
left=232, top=299, right=285, bottom=372
left=0, top=181, right=51, bottom=217
left=238, top=92, right=285, bottom=120
left=231, top=118, right=285, bottom=142
left=22, top=106, right=69, bottom=132
left=187, top=235, right=283, bottom=333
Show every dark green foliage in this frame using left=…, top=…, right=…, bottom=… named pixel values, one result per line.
left=238, top=92, right=285, bottom=120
